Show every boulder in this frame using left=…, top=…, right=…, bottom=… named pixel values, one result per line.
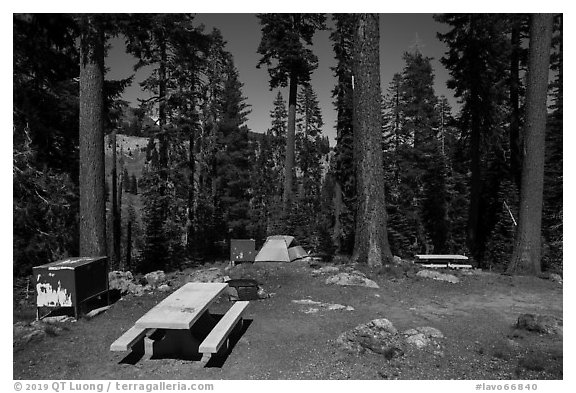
left=548, top=273, right=563, bottom=285
left=402, top=326, right=444, bottom=349
left=108, top=271, right=135, bottom=294
left=325, top=272, right=380, bottom=289
left=128, top=282, right=145, bottom=296
left=157, top=284, right=171, bottom=292
left=405, top=333, right=428, bottom=349
left=337, top=318, right=404, bottom=358
left=144, top=270, right=166, bottom=288
left=416, top=269, right=460, bottom=283
left=516, top=314, right=563, bottom=335
left=337, top=320, right=444, bottom=358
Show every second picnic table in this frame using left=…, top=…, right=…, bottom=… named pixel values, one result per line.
left=110, top=282, right=249, bottom=364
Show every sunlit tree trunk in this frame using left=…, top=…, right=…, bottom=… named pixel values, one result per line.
left=508, top=14, right=554, bottom=275
left=351, top=14, right=393, bottom=267
left=79, top=15, right=107, bottom=257
left=284, top=71, right=297, bottom=213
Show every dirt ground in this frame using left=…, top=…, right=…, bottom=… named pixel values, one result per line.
left=13, top=261, right=563, bottom=380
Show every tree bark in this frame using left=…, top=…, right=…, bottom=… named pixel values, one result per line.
left=126, top=220, right=132, bottom=270
left=508, top=14, right=553, bottom=275
left=283, top=71, right=297, bottom=214
left=79, top=15, right=107, bottom=257
left=187, top=130, right=196, bottom=253
left=351, top=14, right=393, bottom=267
left=111, top=131, right=121, bottom=268
left=509, top=16, right=523, bottom=190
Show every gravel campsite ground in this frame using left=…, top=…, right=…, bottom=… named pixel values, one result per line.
left=13, top=260, right=563, bottom=380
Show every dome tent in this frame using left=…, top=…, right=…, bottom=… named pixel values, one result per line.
left=254, top=235, right=308, bottom=262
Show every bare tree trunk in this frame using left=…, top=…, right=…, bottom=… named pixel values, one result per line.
left=111, top=131, right=121, bottom=268
left=126, top=220, right=132, bottom=270
left=508, top=14, right=553, bottom=275
left=79, top=15, right=107, bottom=257
left=283, top=71, right=297, bottom=214
left=187, top=130, right=196, bottom=253
left=510, top=16, right=523, bottom=190
left=351, top=14, right=393, bottom=267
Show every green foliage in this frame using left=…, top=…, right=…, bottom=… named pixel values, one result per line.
left=330, top=14, right=356, bottom=254
left=13, top=14, right=81, bottom=275
left=256, top=14, right=326, bottom=89
left=542, top=15, right=563, bottom=273
left=13, top=128, right=79, bottom=276
left=484, top=179, right=519, bottom=271
left=214, top=58, right=254, bottom=240
left=436, top=14, right=510, bottom=264
left=13, top=14, right=80, bottom=176
left=382, top=51, right=452, bottom=256
left=139, top=165, right=187, bottom=272
left=268, top=91, right=288, bottom=189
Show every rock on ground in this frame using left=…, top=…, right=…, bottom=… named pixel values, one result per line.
left=109, top=271, right=145, bottom=296
left=337, top=318, right=404, bottom=358
left=516, top=313, right=563, bottom=335
left=144, top=270, right=167, bottom=288
left=548, top=273, right=563, bottom=285
left=292, top=299, right=355, bottom=312
left=325, top=272, right=380, bottom=288
left=416, top=269, right=460, bottom=283
left=338, top=319, right=445, bottom=359
left=402, top=326, right=444, bottom=349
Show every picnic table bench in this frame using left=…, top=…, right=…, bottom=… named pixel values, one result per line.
left=415, top=254, right=472, bottom=269
left=110, top=282, right=249, bottom=365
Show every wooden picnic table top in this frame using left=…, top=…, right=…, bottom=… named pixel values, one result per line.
left=134, top=282, right=228, bottom=330
left=415, top=254, right=469, bottom=260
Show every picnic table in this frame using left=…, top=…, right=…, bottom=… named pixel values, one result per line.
left=110, top=282, right=249, bottom=365
left=415, top=254, right=472, bottom=269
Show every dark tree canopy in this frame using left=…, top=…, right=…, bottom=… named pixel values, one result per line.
left=256, top=13, right=326, bottom=89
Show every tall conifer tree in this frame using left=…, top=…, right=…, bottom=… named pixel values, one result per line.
left=78, top=14, right=107, bottom=257
left=351, top=14, right=393, bottom=266
left=257, top=13, right=326, bottom=214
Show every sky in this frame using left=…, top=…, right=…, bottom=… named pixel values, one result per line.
left=105, top=13, right=455, bottom=147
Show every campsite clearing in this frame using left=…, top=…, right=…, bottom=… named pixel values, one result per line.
left=13, top=261, right=562, bottom=380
